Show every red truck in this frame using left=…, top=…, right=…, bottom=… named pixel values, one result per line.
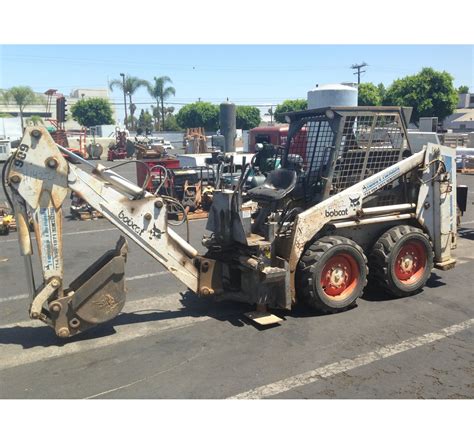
left=247, top=126, right=289, bottom=153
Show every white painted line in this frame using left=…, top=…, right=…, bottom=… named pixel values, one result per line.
left=0, top=217, right=206, bottom=244
left=229, top=318, right=474, bottom=399
left=64, top=227, right=117, bottom=236
left=0, top=292, right=213, bottom=371
left=0, top=270, right=171, bottom=304
left=1, top=227, right=117, bottom=243
left=460, top=220, right=474, bottom=225
left=0, top=294, right=28, bottom=302
left=125, top=270, right=169, bottom=281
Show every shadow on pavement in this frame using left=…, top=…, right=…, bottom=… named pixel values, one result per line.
left=0, top=291, right=251, bottom=349
left=424, top=272, right=447, bottom=289
left=0, top=269, right=449, bottom=349
left=361, top=270, right=446, bottom=302
left=458, top=227, right=474, bottom=241
left=361, top=284, right=419, bottom=302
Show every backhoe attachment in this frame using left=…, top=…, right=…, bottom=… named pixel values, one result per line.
left=4, top=128, right=130, bottom=337
left=5, top=127, right=200, bottom=337
left=48, top=237, right=128, bottom=337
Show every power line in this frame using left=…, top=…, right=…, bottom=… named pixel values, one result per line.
left=1, top=54, right=346, bottom=72
left=350, top=62, right=368, bottom=84
left=1, top=99, right=295, bottom=109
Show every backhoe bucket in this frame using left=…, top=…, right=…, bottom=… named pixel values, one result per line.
left=48, top=237, right=128, bottom=337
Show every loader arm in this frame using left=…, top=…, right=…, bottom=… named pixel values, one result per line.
left=5, top=127, right=201, bottom=337
left=287, top=143, right=457, bottom=300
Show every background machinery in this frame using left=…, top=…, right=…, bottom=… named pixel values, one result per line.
left=3, top=106, right=463, bottom=338
left=107, top=129, right=129, bottom=161
left=0, top=203, right=15, bottom=235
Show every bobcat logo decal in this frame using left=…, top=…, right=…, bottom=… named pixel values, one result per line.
left=349, top=195, right=361, bottom=208
left=149, top=224, right=164, bottom=240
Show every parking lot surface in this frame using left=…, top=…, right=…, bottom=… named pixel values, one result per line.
left=0, top=161, right=473, bottom=399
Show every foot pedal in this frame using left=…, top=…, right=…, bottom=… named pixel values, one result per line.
left=244, top=311, right=283, bottom=326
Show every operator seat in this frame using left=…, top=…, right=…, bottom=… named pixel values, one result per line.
left=247, top=168, right=297, bottom=203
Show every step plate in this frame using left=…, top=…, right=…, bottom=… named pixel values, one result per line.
left=244, top=311, right=283, bottom=326
left=434, top=258, right=457, bottom=271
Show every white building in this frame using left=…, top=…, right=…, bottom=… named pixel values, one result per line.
left=442, top=92, right=474, bottom=133
left=457, top=93, right=474, bottom=109
left=444, top=108, right=474, bottom=132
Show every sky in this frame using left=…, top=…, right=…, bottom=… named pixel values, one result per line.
left=0, top=44, right=473, bottom=123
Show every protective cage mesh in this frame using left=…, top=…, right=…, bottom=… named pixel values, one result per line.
left=332, top=113, right=405, bottom=193
left=286, top=111, right=408, bottom=204
left=286, top=115, right=336, bottom=202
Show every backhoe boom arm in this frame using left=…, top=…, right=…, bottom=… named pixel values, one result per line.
left=5, top=127, right=200, bottom=337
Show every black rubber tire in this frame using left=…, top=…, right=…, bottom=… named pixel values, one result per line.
left=296, top=236, right=368, bottom=313
left=369, top=225, right=433, bottom=297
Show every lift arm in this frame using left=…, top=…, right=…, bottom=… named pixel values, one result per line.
left=5, top=127, right=203, bottom=337
left=286, top=143, right=457, bottom=299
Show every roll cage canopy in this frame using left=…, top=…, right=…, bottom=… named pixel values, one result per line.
left=280, top=106, right=414, bottom=205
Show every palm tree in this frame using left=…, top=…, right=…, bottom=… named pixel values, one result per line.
left=147, top=76, right=176, bottom=131
left=0, top=86, right=43, bottom=131
left=109, top=75, right=148, bottom=131
left=151, top=105, right=161, bottom=130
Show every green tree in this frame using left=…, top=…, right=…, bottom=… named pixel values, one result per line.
left=71, top=97, right=114, bottom=128
left=266, top=106, right=275, bottom=124
left=147, top=76, right=176, bottom=131
left=457, top=85, right=469, bottom=94
left=274, top=99, right=307, bottom=123
left=236, top=106, right=261, bottom=130
left=176, top=102, right=219, bottom=131
left=383, top=67, right=458, bottom=122
left=164, top=114, right=182, bottom=131
left=163, top=106, right=175, bottom=122
left=0, top=86, right=44, bottom=130
left=358, top=82, right=383, bottom=106
left=26, top=115, right=44, bottom=126
left=151, top=105, right=161, bottom=130
left=136, top=109, right=153, bottom=135
left=125, top=115, right=137, bottom=129
left=109, top=75, right=148, bottom=130
left=377, top=83, right=386, bottom=101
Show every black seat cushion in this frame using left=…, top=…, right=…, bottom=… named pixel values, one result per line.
left=247, top=169, right=297, bottom=202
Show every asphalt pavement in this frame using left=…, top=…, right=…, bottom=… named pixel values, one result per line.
left=0, top=160, right=473, bottom=399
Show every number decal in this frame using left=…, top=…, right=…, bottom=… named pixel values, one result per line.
left=14, top=144, right=29, bottom=168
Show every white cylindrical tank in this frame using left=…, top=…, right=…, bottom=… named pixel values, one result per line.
left=307, top=83, right=358, bottom=109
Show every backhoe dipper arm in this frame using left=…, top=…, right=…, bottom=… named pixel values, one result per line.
left=6, top=127, right=200, bottom=337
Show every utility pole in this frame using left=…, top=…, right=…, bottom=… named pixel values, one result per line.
left=266, top=105, right=274, bottom=125
left=351, top=62, right=368, bottom=84
left=120, top=73, right=128, bottom=130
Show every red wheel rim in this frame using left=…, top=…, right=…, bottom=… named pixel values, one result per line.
left=320, top=253, right=360, bottom=300
left=394, top=240, right=427, bottom=284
